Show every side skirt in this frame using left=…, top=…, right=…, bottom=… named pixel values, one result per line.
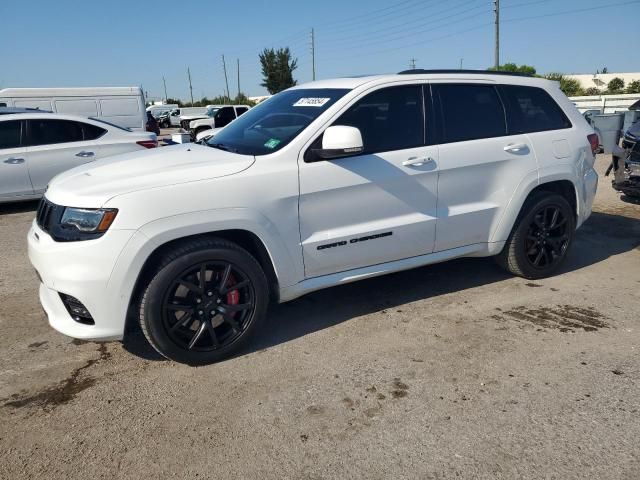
left=279, top=241, right=505, bottom=302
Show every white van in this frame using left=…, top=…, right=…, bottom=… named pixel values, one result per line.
left=0, top=87, right=146, bottom=131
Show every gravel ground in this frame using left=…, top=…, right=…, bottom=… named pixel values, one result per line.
left=0, top=155, right=638, bottom=479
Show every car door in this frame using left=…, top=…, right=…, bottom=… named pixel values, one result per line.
left=430, top=82, right=538, bottom=252
left=0, top=119, right=33, bottom=199
left=24, top=118, right=102, bottom=193
left=298, top=84, right=439, bottom=278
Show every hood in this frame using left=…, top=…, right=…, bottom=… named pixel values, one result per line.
left=46, top=143, right=255, bottom=207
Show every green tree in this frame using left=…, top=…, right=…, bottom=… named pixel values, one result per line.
left=165, top=98, right=183, bottom=107
left=584, top=87, right=601, bottom=96
left=544, top=73, right=584, bottom=97
left=626, top=80, right=640, bottom=94
left=488, top=63, right=537, bottom=76
left=607, top=77, right=625, bottom=94
left=259, top=47, right=298, bottom=94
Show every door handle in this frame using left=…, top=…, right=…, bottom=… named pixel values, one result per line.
left=403, top=156, right=435, bottom=167
left=4, top=157, right=25, bottom=164
left=503, top=143, right=529, bottom=153
left=75, top=151, right=95, bottom=158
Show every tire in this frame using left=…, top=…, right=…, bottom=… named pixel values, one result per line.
left=139, top=238, right=269, bottom=365
left=496, top=192, right=576, bottom=279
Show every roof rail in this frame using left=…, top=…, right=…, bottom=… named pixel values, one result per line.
left=397, top=69, right=533, bottom=77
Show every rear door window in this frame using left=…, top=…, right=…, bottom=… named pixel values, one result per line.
left=432, top=84, right=506, bottom=143
left=0, top=120, right=22, bottom=149
left=26, top=119, right=85, bottom=146
left=235, top=107, right=249, bottom=116
left=499, top=85, right=572, bottom=134
left=81, top=123, right=107, bottom=140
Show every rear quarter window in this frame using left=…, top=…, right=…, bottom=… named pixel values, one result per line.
left=498, top=85, right=572, bottom=134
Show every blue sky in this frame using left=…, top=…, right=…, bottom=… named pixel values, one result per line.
left=1, top=0, right=638, bottom=102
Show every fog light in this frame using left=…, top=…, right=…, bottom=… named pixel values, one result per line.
left=59, top=293, right=95, bottom=325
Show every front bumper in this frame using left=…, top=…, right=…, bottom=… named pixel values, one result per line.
left=28, top=221, right=137, bottom=341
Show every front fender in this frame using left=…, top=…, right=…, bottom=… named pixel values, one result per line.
left=105, top=208, right=302, bottom=333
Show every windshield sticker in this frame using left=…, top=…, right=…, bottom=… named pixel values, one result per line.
left=264, top=138, right=281, bottom=149
left=293, top=97, right=331, bottom=107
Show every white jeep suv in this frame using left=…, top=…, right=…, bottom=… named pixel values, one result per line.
left=28, top=70, right=599, bottom=364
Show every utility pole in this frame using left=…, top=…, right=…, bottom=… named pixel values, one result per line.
left=459, top=58, right=464, bottom=70
left=187, top=67, right=194, bottom=106
left=237, top=58, right=240, bottom=98
left=310, top=28, right=316, bottom=81
left=162, top=76, right=168, bottom=102
left=494, top=0, right=500, bottom=69
left=222, top=55, right=230, bottom=103
left=409, top=58, right=417, bottom=69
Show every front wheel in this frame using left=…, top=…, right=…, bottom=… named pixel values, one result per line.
left=496, top=192, right=575, bottom=279
left=139, top=238, right=269, bottom=365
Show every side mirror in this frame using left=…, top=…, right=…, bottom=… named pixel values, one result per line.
left=314, top=125, right=364, bottom=160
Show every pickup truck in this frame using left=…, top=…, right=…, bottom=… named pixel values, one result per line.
left=188, top=105, right=250, bottom=138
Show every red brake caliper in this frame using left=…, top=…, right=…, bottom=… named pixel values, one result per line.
left=225, top=273, right=240, bottom=311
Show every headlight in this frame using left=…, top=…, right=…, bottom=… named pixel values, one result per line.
left=61, top=208, right=118, bottom=233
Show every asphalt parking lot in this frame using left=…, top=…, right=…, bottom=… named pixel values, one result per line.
left=0, top=155, right=638, bottom=479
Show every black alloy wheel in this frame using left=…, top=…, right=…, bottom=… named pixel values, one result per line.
left=163, top=261, right=254, bottom=351
left=139, top=238, right=269, bottom=365
left=496, top=192, right=575, bottom=279
left=524, top=205, right=570, bottom=270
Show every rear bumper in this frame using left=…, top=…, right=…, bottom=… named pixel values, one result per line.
left=578, top=167, right=598, bottom=228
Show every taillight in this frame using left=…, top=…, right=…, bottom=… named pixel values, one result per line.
left=587, top=133, right=599, bottom=155
left=137, top=139, right=158, bottom=149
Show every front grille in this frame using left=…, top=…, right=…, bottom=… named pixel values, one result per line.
left=35, top=198, right=64, bottom=234
left=59, top=293, right=95, bottom=325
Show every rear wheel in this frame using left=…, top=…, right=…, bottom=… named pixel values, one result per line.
left=496, top=192, right=575, bottom=279
left=139, top=238, right=269, bottom=365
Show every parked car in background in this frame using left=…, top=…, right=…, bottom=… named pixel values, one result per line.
left=146, top=112, right=160, bottom=135
left=178, top=106, right=220, bottom=130
left=0, top=87, right=146, bottom=131
left=146, top=104, right=178, bottom=119
left=1, top=112, right=157, bottom=203
left=28, top=70, right=598, bottom=364
left=189, top=105, right=250, bottom=139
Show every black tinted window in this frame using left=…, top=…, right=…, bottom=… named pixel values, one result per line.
left=434, top=84, right=506, bottom=143
left=82, top=123, right=106, bottom=140
left=336, top=85, right=424, bottom=153
left=0, top=120, right=22, bottom=149
left=27, top=119, right=84, bottom=146
left=217, top=107, right=236, bottom=121
left=236, top=107, right=249, bottom=116
left=499, top=85, right=572, bottom=134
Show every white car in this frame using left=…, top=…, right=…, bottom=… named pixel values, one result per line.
left=1, top=112, right=157, bottom=203
left=195, top=127, right=223, bottom=142
left=28, top=70, right=598, bottom=365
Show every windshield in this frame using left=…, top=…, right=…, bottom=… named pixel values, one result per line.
left=208, top=108, right=220, bottom=118
left=205, top=88, right=350, bottom=155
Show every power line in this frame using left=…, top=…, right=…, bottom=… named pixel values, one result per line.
left=321, top=21, right=493, bottom=65
left=320, top=0, right=427, bottom=29
left=320, top=0, right=484, bottom=46
left=320, top=8, right=491, bottom=55
left=502, top=0, right=640, bottom=23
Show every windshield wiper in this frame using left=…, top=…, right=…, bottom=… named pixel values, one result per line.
left=208, top=142, right=238, bottom=153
